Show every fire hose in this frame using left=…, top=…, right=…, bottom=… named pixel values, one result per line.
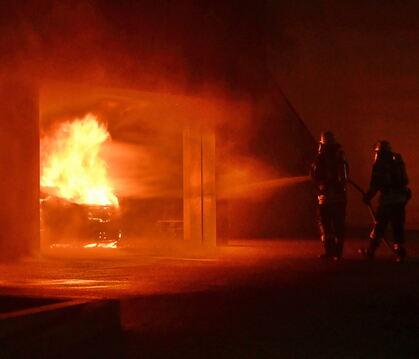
left=347, top=179, right=397, bottom=255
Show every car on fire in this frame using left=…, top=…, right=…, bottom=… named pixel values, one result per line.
left=41, top=192, right=122, bottom=248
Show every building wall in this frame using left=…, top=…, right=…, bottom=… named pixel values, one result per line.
left=0, top=74, right=39, bottom=258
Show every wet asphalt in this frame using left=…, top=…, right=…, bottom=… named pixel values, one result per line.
left=0, top=238, right=418, bottom=358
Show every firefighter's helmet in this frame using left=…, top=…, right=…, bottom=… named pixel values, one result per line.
left=320, top=131, right=337, bottom=145
left=374, top=140, right=392, bottom=152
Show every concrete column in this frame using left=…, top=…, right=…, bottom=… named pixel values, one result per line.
left=201, top=132, right=216, bottom=246
left=0, top=75, right=39, bottom=259
left=183, top=126, right=216, bottom=246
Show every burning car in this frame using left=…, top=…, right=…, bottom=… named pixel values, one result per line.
left=41, top=193, right=122, bottom=248
left=40, top=113, right=121, bottom=248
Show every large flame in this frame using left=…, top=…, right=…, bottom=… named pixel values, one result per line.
left=41, top=113, right=118, bottom=207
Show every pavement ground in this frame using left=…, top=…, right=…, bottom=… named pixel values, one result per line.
left=0, top=237, right=418, bottom=358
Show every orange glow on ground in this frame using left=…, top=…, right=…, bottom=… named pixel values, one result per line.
left=83, top=241, right=119, bottom=249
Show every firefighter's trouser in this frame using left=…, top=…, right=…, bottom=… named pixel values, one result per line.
left=318, top=202, right=346, bottom=257
left=369, top=202, right=406, bottom=251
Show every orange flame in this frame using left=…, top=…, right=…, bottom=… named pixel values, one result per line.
left=41, top=113, right=118, bottom=207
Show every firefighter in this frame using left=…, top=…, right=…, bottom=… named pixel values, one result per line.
left=311, top=132, right=348, bottom=260
left=361, top=141, right=411, bottom=263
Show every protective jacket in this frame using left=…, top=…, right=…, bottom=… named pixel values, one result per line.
left=311, top=143, right=348, bottom=205
left=365, top=151, right=411, bottom=205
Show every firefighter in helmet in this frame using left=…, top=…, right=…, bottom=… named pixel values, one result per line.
left=361, top=141, right=411, bottom=263
left=311, top=132, right=348, bottom=260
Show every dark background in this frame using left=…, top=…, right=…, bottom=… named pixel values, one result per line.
left=266, top=0, right=419, bottom=228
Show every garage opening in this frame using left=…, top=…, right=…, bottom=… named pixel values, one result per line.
left=39, top=84, right=217, bottom=255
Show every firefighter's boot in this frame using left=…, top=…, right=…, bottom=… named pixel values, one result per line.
left=394, top=243, right=407, bottom=263
left=359, top=237, right=379, bottom=260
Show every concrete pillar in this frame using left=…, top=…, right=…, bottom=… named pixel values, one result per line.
left=183, top=126, right=216, bottom=246
left=202, top=132, right=216, bottom=246
left=0, top=75, right=39, bottom=259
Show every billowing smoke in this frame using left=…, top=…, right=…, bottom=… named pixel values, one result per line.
left=0, top=0, right=316, bottom=259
